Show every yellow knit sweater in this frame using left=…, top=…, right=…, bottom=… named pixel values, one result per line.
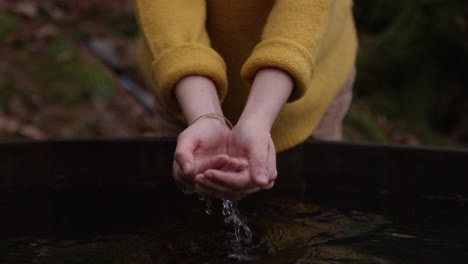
left=134, top=0, right=358, bottom=152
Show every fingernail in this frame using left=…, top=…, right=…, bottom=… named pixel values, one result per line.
left=183, top=162, right=191, bottom=173
left=259, top=173, right=268, bottom=185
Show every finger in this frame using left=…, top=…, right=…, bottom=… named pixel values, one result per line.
left=268, top=141, right=277, bottom=184
left=235, top=157, right=249, bottom=171
left=176, top=153, right=230, bottom=192
left=196, top=154, right=230, bottom=174
left=173, top=158, right=195, bottom=185
left=174, top=132, right=198, bottom=175
left=204, top=169, right=254, bottom=190
left=249, top=143, right=270, bottom=187
left=222, top=157, right=239, bottom=171
left=264, top=181, right=275, bottom=190
left=197, top=173, right=262, bottom=200
left=172, top=160, right=194, bottom=194
left=222, top=157, right=246, bottom=172
left=194, top=174, right=239, bottom=197
left=194, top=176, right=236, bottom=200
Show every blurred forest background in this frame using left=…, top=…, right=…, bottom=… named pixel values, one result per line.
left=0, top=0, right=467, bottom=147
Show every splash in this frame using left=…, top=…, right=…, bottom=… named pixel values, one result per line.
left=222, top=199, right=252, bottom=261
left=198, top=193, right=213, bottom=215
left=198, top=194, right=253, bottom=261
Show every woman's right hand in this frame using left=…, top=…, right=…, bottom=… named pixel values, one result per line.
left=193, top=119, right=276, bottom=201
left=190, top=68, right=293, bottom=200
left=173, top=117, right=248, bottom=194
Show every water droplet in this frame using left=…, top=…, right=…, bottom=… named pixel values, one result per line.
left=200, top=198, right=253, bottom=260
left=222, top=200, right=253, bottom=259
left=197, top=192, right=206, bottom=201
left=204, top=197, right=213, bottom=215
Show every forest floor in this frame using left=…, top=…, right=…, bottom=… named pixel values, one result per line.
left=0, top=0, right=465, bottom=148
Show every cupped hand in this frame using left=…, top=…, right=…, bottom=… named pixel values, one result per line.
left=193, top=120, right=277, bottom=200
left=173, top=117, right=248, bottom=194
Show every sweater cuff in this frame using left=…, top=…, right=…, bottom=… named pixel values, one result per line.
left=241, top=38, right=315, bottom=102
left=151, top=43, right=228, bottom=115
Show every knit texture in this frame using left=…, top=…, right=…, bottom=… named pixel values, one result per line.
left=134, top=0, right=358, bottom=152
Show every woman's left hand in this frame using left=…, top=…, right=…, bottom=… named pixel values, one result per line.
left=173, top=117, right=248, bottom=195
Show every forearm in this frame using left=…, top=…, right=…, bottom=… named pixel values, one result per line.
left=135, top=0, right=228, bottom=116
left=174, top=75, right=224, bottom=124
left=240, top=0, right=335, bottom=103
left=238, top=68, right=294, bottom=131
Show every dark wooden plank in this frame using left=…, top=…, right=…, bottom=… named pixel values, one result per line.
left=49, top=138, right=174, bottom=185
left=0, top=140, right=52, bottom=185
left=0, top=138, right=467, bottom=195
left=303, top=141, right=468, bottom=196
left=1, top=138, right=467, bottom=237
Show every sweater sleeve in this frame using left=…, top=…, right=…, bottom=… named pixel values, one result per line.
left=241, top=0, right=335, bottom=102
left=133, top=0, right=228, bottom=114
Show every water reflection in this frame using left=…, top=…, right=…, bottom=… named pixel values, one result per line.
left=1, top=197, right=467, bottom=263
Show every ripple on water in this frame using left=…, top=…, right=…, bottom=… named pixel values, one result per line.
left=1, top=197, right=467, bottom=263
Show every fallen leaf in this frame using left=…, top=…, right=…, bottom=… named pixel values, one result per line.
left=35, top=24, right=59, bottom=40
left=0, top=115, right=19, bottom=133
left=4, top=31, right=19, bottom=44
left=13, top=1, right=38, bottom=18
left=19, top=124, right=45, bottom=139
left=41, top=2, right=65, bottom=20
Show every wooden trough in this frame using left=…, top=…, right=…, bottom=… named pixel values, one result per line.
left=1, top=138, right=467, bottom=237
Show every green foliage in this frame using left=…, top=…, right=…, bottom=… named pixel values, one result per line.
left=75, top=66, right=113, bottom=102
left=47, top=39, right=77, bottom=59
left=0, top=13, right=18, bottom=39
left=32, top=39, right=113, bottom=108
left=106, top=13, right=139, bottom=38
left=344, top=110, right=388, bottom=143
left=353, top=0, right=468, bottom=145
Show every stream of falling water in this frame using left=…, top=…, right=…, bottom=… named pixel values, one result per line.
left=222, top=199, right=253, bottom=261
left=199, top=194, right=253, bottom=261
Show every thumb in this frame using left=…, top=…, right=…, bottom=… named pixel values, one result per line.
left=249, top=142, right=270, bottom=187
left=174, top=132, right=198, bottom=175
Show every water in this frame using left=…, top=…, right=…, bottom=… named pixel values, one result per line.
left=221, top=199, right=253, bottom=261
left=199, top=194, right=253, bottom=261
left=1, top=188, right=467, bottom=264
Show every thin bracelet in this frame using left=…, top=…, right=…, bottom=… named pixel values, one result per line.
left=189, top=113, right=233, bottom=129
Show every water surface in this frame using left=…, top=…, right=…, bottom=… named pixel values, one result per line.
left=1, top=187, right=467, bottom=263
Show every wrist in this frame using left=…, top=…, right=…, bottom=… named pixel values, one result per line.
left=238, top=67, right=293, bottom=131
left=190, top=113, right=233, bottom=130
left=174, top=75, right=223, bottom=124
left=238, top=115, right=272, bottom=132
left=236, top=116, right=271, bottom=134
